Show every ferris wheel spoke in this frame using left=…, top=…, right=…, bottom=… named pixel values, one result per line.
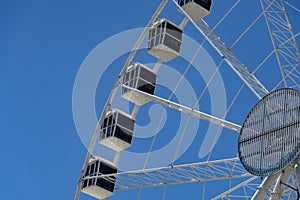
left=285, top=1, right=300, bottom=14
left=212, top=176, right=259, bottom=200
left=252, top=172, right=282, bottom=200
left=122, top=85, right=241, bottom=132
left=86, top=158, right=252, bottom=191
left=172, top=0, right=269, bottom=99
left=269, top=166, right=294, bottom=200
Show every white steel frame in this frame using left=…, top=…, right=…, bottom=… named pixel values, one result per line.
left=74, top=0, right=300, bottom=199
left=84, top=158, right=251, bottom=190
left=260, top=0, right=300, bottom=89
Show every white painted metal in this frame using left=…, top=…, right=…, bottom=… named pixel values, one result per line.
left=212, top=176, right=258, bottom=200
left=179, top=16, right=189, bottom=29
left=270, top=166, right=294, bottom=200
left=99, top=109, right=135, bottom=152
left=251, top=172, right=281, bottom=200
left=131, top=105, right=140, bottom=118
left=91, top=158, right=251, bottom=191
left=153, top=60, right=163, bottom=73
left=113, top=151, right=122, bottom=166
left=81, top=157, right=117, bottom=199
left=260, top=0, right=300, bottom=89
left=122, top=85, right=241, bottom=132
left=178, top=0, right=211, bottom=20
left=173, top=0, right=269, bottom=99
left=249, top=0, right=300, bottom=198
left=295, top=157, right=300, bottom=192
left=81, top=185, right=114, bottom=200
left=122, top=63, right=157, bottom=106
left=148, top=18, right=183, bottom=62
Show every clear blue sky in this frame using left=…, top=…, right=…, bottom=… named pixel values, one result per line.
left=1, top=0, right=299, bottom=200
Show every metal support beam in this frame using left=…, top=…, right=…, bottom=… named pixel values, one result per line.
left=212, top=176, right=258, bottom=200
left=172, top=0, right=269, bottom=99
left=260, top=0, right=300, bottom=89
left=113, top=151, right=122, bottom=166
left=270, top=166, right=294, bottom=200
left=122, top=85, right=241, bottom=132
left=295, top=157, right=300, bottom=192
left=251, top=172, right=281, bottom=200
left=179, top=16, right=189, bottom=29
left=153, top=60, right=163, bottom=73
left=83, top=158, right=252, bottom=191
left=131, top=105, right=140, bottom=118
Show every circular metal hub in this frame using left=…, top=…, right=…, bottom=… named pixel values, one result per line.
left=238, top=88, right=300, bottom=176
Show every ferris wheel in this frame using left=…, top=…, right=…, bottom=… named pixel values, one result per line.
left=74, top=0, right=300, bottom=199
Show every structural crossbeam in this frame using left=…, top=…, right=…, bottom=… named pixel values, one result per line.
left=86, top=158, right=252, bottom=191
left=260, top=0, right=300, bottom=89
left=172, top=0, right=269, bottom=99
left=122, top=85, right=241, bottom=132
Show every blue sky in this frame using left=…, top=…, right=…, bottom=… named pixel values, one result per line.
left=1, top=0, right=299, bottom=200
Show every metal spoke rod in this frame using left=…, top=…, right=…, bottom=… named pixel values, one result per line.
left=251, top=172, right=281, bottom=200
left=122, top=85, right=241, bottom=132
left=270, top=166, right=294, bottom=200
left=172, top=0, right=269, bottom=99
left=212, top=176, right=258, bottom=200
left=84, top=158, right=251, bottom=191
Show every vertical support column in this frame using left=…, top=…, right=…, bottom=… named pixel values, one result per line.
left=113, top=151, right=122, bottom=166
left=131, top=104, right=140, bottom=118
left=260, top=0, right=300, bottom=88
left=295, top=157, right=300, bottom=191
left=251, top=173, right=281, bottom=200
left=179, top=16, right=189, bottom=29
left=153, top=60, right=163, bottom=73
left=269, top=166, right=293, bottom=200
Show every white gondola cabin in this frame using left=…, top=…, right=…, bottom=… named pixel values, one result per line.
left=178, top=0, right=212, bottom=20
left=148, top=19, right=183, bottom=62
left=99, top=109, right=135, bottom=151
left=81, top=158, right=117, bottom=199
left=122, top=62, right=157, bottom=105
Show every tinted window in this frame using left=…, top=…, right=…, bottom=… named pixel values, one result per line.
left=195, top=0, right=212, bottom=11
left=85, top=165, right=90, bottom=176
left=106, top=126, right=112, bottom=137
left=163, top=34, right=181, bottom=53
left=117, top=113, right=134, bottom=131
left=108, top=116, right=112, bottom=126
left=139, top=67, right=156, bottom=83
left=166, top=22, right=183, bottom=41
left=83, top=180, right=88, bottom=188
left=96, top=178, right=116, bottom=192
left=100, top=162, right=117, bottom=175
left=101, top=118, right=107, bottom=129
left=124, top=71, right=130, bottom=82
left=148, top=38, right=155, bottom=50
left=115, top=126, right=133, bottom=143
left=138, top=82, right=156, bottom=95
left=95, top=161, right=99, bottom=174
left=90, top=163, right=95, bottom=175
